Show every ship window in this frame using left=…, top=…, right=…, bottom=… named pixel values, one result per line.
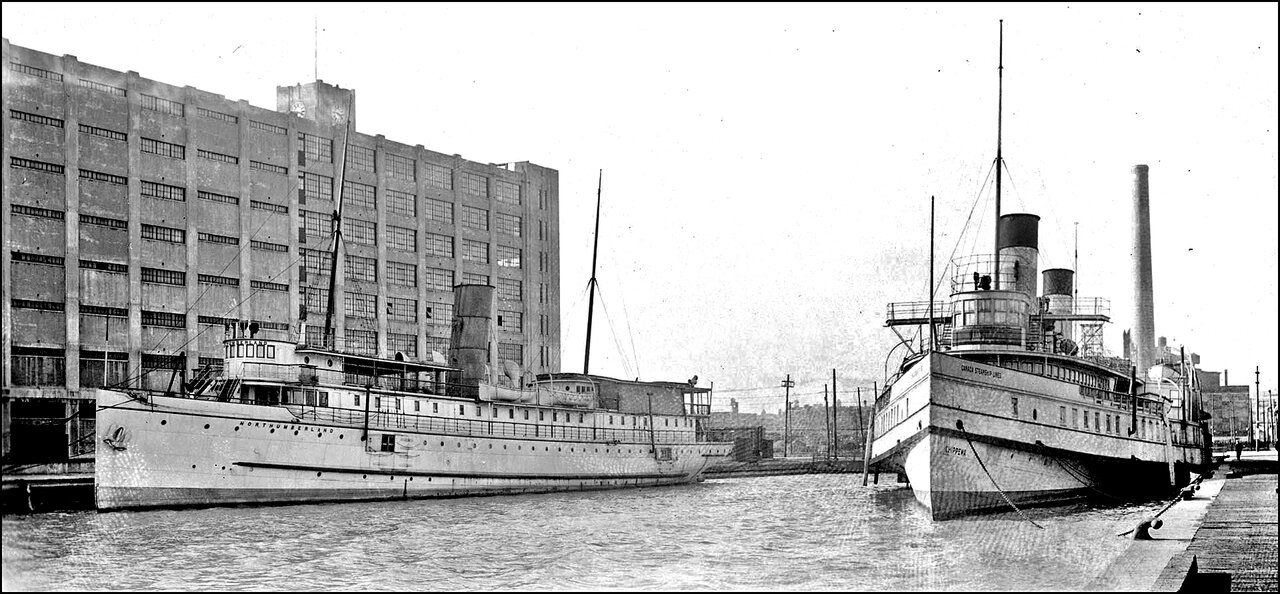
left=539, top=411, right=544, bottom=421
left=459, top=405, right=465, bottom=415
left=475, top=406, right=481, bottom=417
left=524, top=410, right=529, bottom=420
left=375, top=396, right=382, bottom=410
left=1095, top=412, right=1100, bottom=431
left=306, top=390, right=317, bottom=406
left=1073, top=408, right=1079, bottom=428
left=320, top=392, right=329, bottom=407
left=236, top=344, right=244, bottom=357
left=1011, top=397, right=1019, bottom=418
left=580, top=413, right=585, bottom=423
left=1105, top=415, right=1111, bottom=433
left=355, top=395, right=361, bottom=407
left=1032, top=408, right=1037, bottom=421
left=1060, top=406, right=1066, bottom=426
left=257, top=344, right=265, bottom=358
left=380, top=434, right=396, bottom=452
left=1083, top=410, right=1089, bottom=429
left=553, top=412, right=558, bottom=422
left=609, top=416, right=614, bottom=425
left=414, top=401, right=420, bottom=412
left=493, top=408, right=499, bottom=418
left=509, top=409, right=514, bottom=419
left=268, top=345, right=276, bottom=358
left=665, top=418, right=669, bottom=426
left=395, top=398, right=402, bottom=411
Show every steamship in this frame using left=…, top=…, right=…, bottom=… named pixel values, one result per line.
left=94, top=283, right=730, bottom=511
left=867, top=26, right=1209, bottom=520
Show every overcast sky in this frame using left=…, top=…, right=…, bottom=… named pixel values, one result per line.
left=4, top=2, right=1276, bottom=411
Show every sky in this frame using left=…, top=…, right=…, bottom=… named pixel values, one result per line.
left=4, top=2, right=1277, bottom=412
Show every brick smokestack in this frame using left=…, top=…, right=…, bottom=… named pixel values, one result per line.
left=1131, top=164, right=1156, bottom=375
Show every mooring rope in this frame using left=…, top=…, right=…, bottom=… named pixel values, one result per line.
left=1049, top=454, right=1129, bottom=502
left=956, top=420, right=1045, bottom=529
left=1115, top=474, right=1205, bottom=537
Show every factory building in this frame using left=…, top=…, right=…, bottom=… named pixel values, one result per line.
left=2, top=38, right=562, bottom=462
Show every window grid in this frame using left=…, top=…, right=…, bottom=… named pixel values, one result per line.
left=425, top=198, right=454, bottom=224
left=198, top=190, right=239, bottom=205
left=345, top=329, right=378, bottom=356
left=249, top=119, right=287, bottom=135
left=298, top=132, right=333, bottom=164
left=80, top=214, right=128, bottom=229
left=11, top=110, right=64, bottom=128
left=141, top=137, right=186, bottom=160
left=463, top=273, right=490, bottom=285
left=497, top=245, right=522, bottom=269
left=343, top=218, right=377, bottom=246
left=426, top=302, right=454, bottom=326
left=496, top=212, right=522, bottom=237
left=11, top=157, right=64, bottom=175
left=78, top=123, right=126, bottom=142
left=12, top=204, right=64, bottom=220
left=495, top=180, right=521, bottom=205
left=302, top=210, right=333, bottom=239
left=196, top=106, right=237, bottom=123
left=424, top=233, right=454, bottom=258
left=461, top=172, right=488, bottom=197
left=84, top=305, right=129, bottom=317
left=302, top=287, right=329, bottom=316
left=198, top=232, right=238, bottom=245
left=251, top=240, right=289, bottom=253
left=80, top=169, right=126, bottom=185
left=250, top=160, right=288, bottom=175
left=80, top=259, right=127, bottom=273
left=141, top=180, right=186, bottom=202
left=346, top=145, right=376, bottom=173
left=461, top=205, right=488, bottom=231
left=498, top=278, right=523, bottom=301
left=11, top=62, right=63, bottom=81
left=141, top=94, right=185, bottom=117
left=301, top=249, right=331, bottom=279
left=344, top=254, right=378, bottom=283
left=141, top=311, right=186, bottom=328
left=497, top=343, right=523, bottom=365
left=197, top=149, right=238, bottom=164
left=388, top=297, right=417, bottom=322
left=387, top=189, right=416, bottom=218
left=250, top=200, right=288, bottom=214
left=388, top=333, right=418, bottom=358
left=141, top=267, right=185, bottom=286
left=299, top=172, right=334, bottom=203
left=386, top=153, right=415, bottom=181
left=387, top=226, right=417, bottom=252
left=198, top=274, right=239, bottom=286
left=343, top=180, right=376, bottom=210
left=461, top=239, right=489, bottom=264
left=141, top=224, right=185, bottom=243
left=251, top=280, right=289, bottom=293
left=79, top=79, right=127, bottom=97
left=386, top=260, right=417, bottom=287
left=424, top=163, right=452, bottom=189
left=425, top=267, right=455, bottom=292
left=12, top=299, right=65, bottom=311
left=11, top=252, right=65, bottom=266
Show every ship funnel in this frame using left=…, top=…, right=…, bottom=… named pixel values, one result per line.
left=447, top=284, right=497, bottom=398
left=997, top=213, right=1040, bottom=299
left=1131, top=164, right=1156, bottom=375
left=1042, top=268, right=1075, bottom=345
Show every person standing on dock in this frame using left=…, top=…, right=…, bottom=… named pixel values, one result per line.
left=1235, top=439, right=1243, bottom=461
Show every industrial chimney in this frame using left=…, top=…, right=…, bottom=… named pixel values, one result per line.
left=1131, top=164, right=1156, bottom=375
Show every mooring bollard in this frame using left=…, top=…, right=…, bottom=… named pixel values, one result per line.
left=1132, top=518, right=1163, bottom=540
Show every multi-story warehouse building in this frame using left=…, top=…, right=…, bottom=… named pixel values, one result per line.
left=1, top=39, right=562, bottom=463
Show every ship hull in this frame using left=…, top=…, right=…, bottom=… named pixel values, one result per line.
left=94, top=390, right=728, bottom=511
left=870, top=352, right=1205, bottom=520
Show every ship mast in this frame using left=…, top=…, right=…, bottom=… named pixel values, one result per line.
left=583, top=169, right=602, bottom=374
left=993, top=19, right=1005, bottom=290
left=321, top=96, right=355, bottom=350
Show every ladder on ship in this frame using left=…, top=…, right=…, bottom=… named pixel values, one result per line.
left=184, top=365, right=218, bottom=396
left=211, top=377, right=241, bottom=402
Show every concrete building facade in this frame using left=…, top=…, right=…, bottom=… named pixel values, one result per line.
left=2, top=39, right=562, bottom=462
left=1197, top=369, right=1251, bottom=445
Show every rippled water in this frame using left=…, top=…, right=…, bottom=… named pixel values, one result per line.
left=3, top=474, right=1162, bottom=591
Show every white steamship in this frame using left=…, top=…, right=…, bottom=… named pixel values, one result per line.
left=867, top=26, right=1209, bottom=520
left=95, top=284, right=730, bottom=511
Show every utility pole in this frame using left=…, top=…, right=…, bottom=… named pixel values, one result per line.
left=832, top=368, right=838, bottom=460
left=823, top=385, right=831, bottom=459
left=782, top=374, right=794, bottom=458
left=1254, top=366, right=1260, bottom=450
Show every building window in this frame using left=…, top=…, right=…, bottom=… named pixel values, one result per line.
left=11, top=347, right=66, bottom=386
left=462, top=273, right=489, bottom=285
left=460, top=172, right=488, bottom=197
left=498, top=278, right=522, bottom=301
left=250, top=200, right=288, bottom=214
left=498, top=310, right=523, bottom=331
left=198, top=190, right=239, bottom=205
left=301, top=249, right=331, bottom=280
left=250, top=119, right=287, bottom=135
left=11, top=62, right=63, bottom=81
left=425, top=267, right=455, bottom=292
left=198, top=232, right=238, bottom=246
left=387, top=226, right=417, bottom=252
left=424, top=232, right=455, bottom=259
left=250, top=160, right=288, bottom=175
left=302, top=210, right=333, bottom=240
left=197, top=149, right=238, bottom=164
left=198, top=274, right=239, bottom=287
left=298, top=132, right=333, bottom=164
left=79, top=350, right=129, bottom=388
left=343, top=218, right=377, bottom=246
left=387, top=153, right=415, bottom=180
left=141, top=93, right=184, bottom=117
left=11, top=299, right=65, bottom=311
left=142, top=224, right=185, bottom=244
left=497, top=246, right=522, bottom=269
left=80, top=169, right=126, bottom=186
left=251, top=240, right=289, bottom=253
left=426, top=302, right=453, bottom=326
left=494, top=180, right=521, bottom=205
left=346, top=145, right=376, bottom=173
left=387, top=189, right=416, bottom=218
left=141, top=180, right=186, bottom=202
left=11, top=157, right=64, bottom=175
left=425, top=198, right=454, bottom=224
left=461, top=205, right=488, bottom=231
left=387, top=260, right=417, bottom=287
left=461, top=239, right=489, bottom=264
left=343, top=180, right=376, bottom=210
left=80, top=260, right=127, bottom=273
left=141, top=267, right=185, bottom=286
left=345, top=329, right=377, bottom=356
left=11, top=252, right=65, bottom=267
left=344, top=254, right=378, bottom=283
left=141, top=137, right=186, bottom=160
left=388, top=333, right=417, bottom=358
left=388, top=296, right=417, bottom=322
left=301, top=286, right=329, bottom=317
left=196, top=106, right=236, bottom=123
left=345, top=292, right=377, bottom=319
left=11, top=109, right=64, bottom=128
left=424, top=163, right=452, bottom=189
left=12, top=204, right=65, bottom=220
left=250, top=280, right=289, bottom=293
left=78, top=123, right=126, bottom=142
left=496, top=213, right=522, bottom=237
left=141, top=310, right=185, bottom=328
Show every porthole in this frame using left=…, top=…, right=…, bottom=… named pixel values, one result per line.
left=270, top=428, right=275, bottom=434
left=489, top=444, right=493, bottom=449
left=304, top=356, right=310, bottom=364
left=326, top=359, right=333, bottom=367
left=317, top=472, right=322, bottom=477
left=363, top=474, right=367, bottom=479
left=457, top=442, right=461, bottom=448
left=234, top=426, right=240, bottom=431
left=204, top=424, right=210, bottom=430
left=441, top=441, right=445, bottom=446
left=160, top=420, right=167, bottom=426
left=191, top=464, right=196, bottom=469
left=294, top=430, right=300, bottom=435
left=339, top=434, right=344, bottom=439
